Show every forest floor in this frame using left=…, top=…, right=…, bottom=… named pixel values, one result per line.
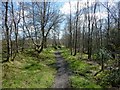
left=2, top=48, right=102, bottom=88
left=61, top=48, right=102, bottom=88
left=52, top=49, right=102, bottom=88
left=3, top=47, right=119, bottom=88
left=52, top=51, right=70, bottom=88
left=2, top=48, right=57, bottom=88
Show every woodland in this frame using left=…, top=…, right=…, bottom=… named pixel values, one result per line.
left=1, top=1, right=120, bottom=88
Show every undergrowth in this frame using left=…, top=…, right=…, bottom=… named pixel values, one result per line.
left=2, top=48, right=56, bottom=88
left=61, top=49, right=102, bottom=88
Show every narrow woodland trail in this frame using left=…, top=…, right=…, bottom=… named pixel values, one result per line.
left=52, top=51, right=70, bottom=88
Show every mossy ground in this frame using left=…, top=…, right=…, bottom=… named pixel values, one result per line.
left=2, top=47, right=119, bottom=88
left=61, top=48, right=102, bottom=88
left=2, top=48, right=56, bottom=88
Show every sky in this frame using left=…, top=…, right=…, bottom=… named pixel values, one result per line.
left=58, top=0, right=119, bottom=38
left=1, top=0, right=119, bottom=39
left=59, top=0, right=119, bottom=15
left=2, top=0, right=120, bottom=2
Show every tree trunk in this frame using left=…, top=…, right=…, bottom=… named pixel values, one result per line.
left=44, top=36, right=47, bottom=48
left=15, top=26, right=18, bottom=53
left=118, top=2, right=120, bottom=70
left=69, top=1, right=73, bottom=55
left=73, top=1, right=79, bottom=56
left=106, top=2, right=110, bottom=47
left=38, top=39, right=44, bottom=53
left=22, top=2, right=25, bottom=51
left=87, top=1, right=91, bottom=60
left=88, top=19, right=91, bottom=60
left=5, top=2, right=9, bottom=62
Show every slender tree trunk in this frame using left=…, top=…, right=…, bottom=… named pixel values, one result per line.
left=22, top=2, right=25, bottom=51
left=39, top=1, right=46, bottom=52
left=106, top=2, right=110, bottom=47
left=87, top=1, right=91, bottom=60
left=88, top=14, right=91, bottom=59
left=5, top=2, right=9, bottom=62
left=69, top=1, right=72, bottom=55
left=11, top=2, right=19, bottom=53
left=118, top=2, right=120, bottom=69
left=15, top=25, right=18, bottom=53
left=82, top=26, right=85, bottom=53
left=88, top=2, right=96, bottom=60
left=10, top=24, right=13, bottom=60
left=74, top=1, right=79, bottom=56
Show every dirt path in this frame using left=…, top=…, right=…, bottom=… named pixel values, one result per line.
left=52, top=51, right=70, bottom=88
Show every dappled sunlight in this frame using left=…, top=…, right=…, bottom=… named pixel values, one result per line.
left=1, top=0, right=120, bottom=88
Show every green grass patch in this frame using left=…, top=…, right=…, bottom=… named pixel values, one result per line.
left=61, top=48, right=102, bottom=88
left=2, top=48, right=56, bottom=88
left=70, top=75, right=101, bottom=88
left=61, top=49, right=98, bottom=76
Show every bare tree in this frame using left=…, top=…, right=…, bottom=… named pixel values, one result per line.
left=21, top=2, right=25, bottom=51
left=73, top=1, right=79, bottom=56
left=11, top=2, right=21, bottom=53
left=87, top=1, right=91, bottom=59
left=69, top=1, right=73, bottom=55
left=4, top=2, right=9, bottom=62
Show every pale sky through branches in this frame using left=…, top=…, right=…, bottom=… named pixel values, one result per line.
left=1, top=0, right=119, bottom=39
left=60, top=0, right=119, bottom=18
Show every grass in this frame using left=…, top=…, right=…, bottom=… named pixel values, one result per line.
left=70, top=75, right=101, bottom=88
left=61, top=49, right=102, bottom=88
left=2, top=47, right=118, bottom=88
left=2, top=47, right=56, bottom=88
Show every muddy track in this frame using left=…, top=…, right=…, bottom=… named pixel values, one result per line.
left=52, top=51, right=70, bottom=88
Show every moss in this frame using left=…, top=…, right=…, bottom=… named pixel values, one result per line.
left=61, top=48, right=102, bottom=88
left=70, top=75, right=101, bottom=88
left=2, top=48, right=56, bottom=88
